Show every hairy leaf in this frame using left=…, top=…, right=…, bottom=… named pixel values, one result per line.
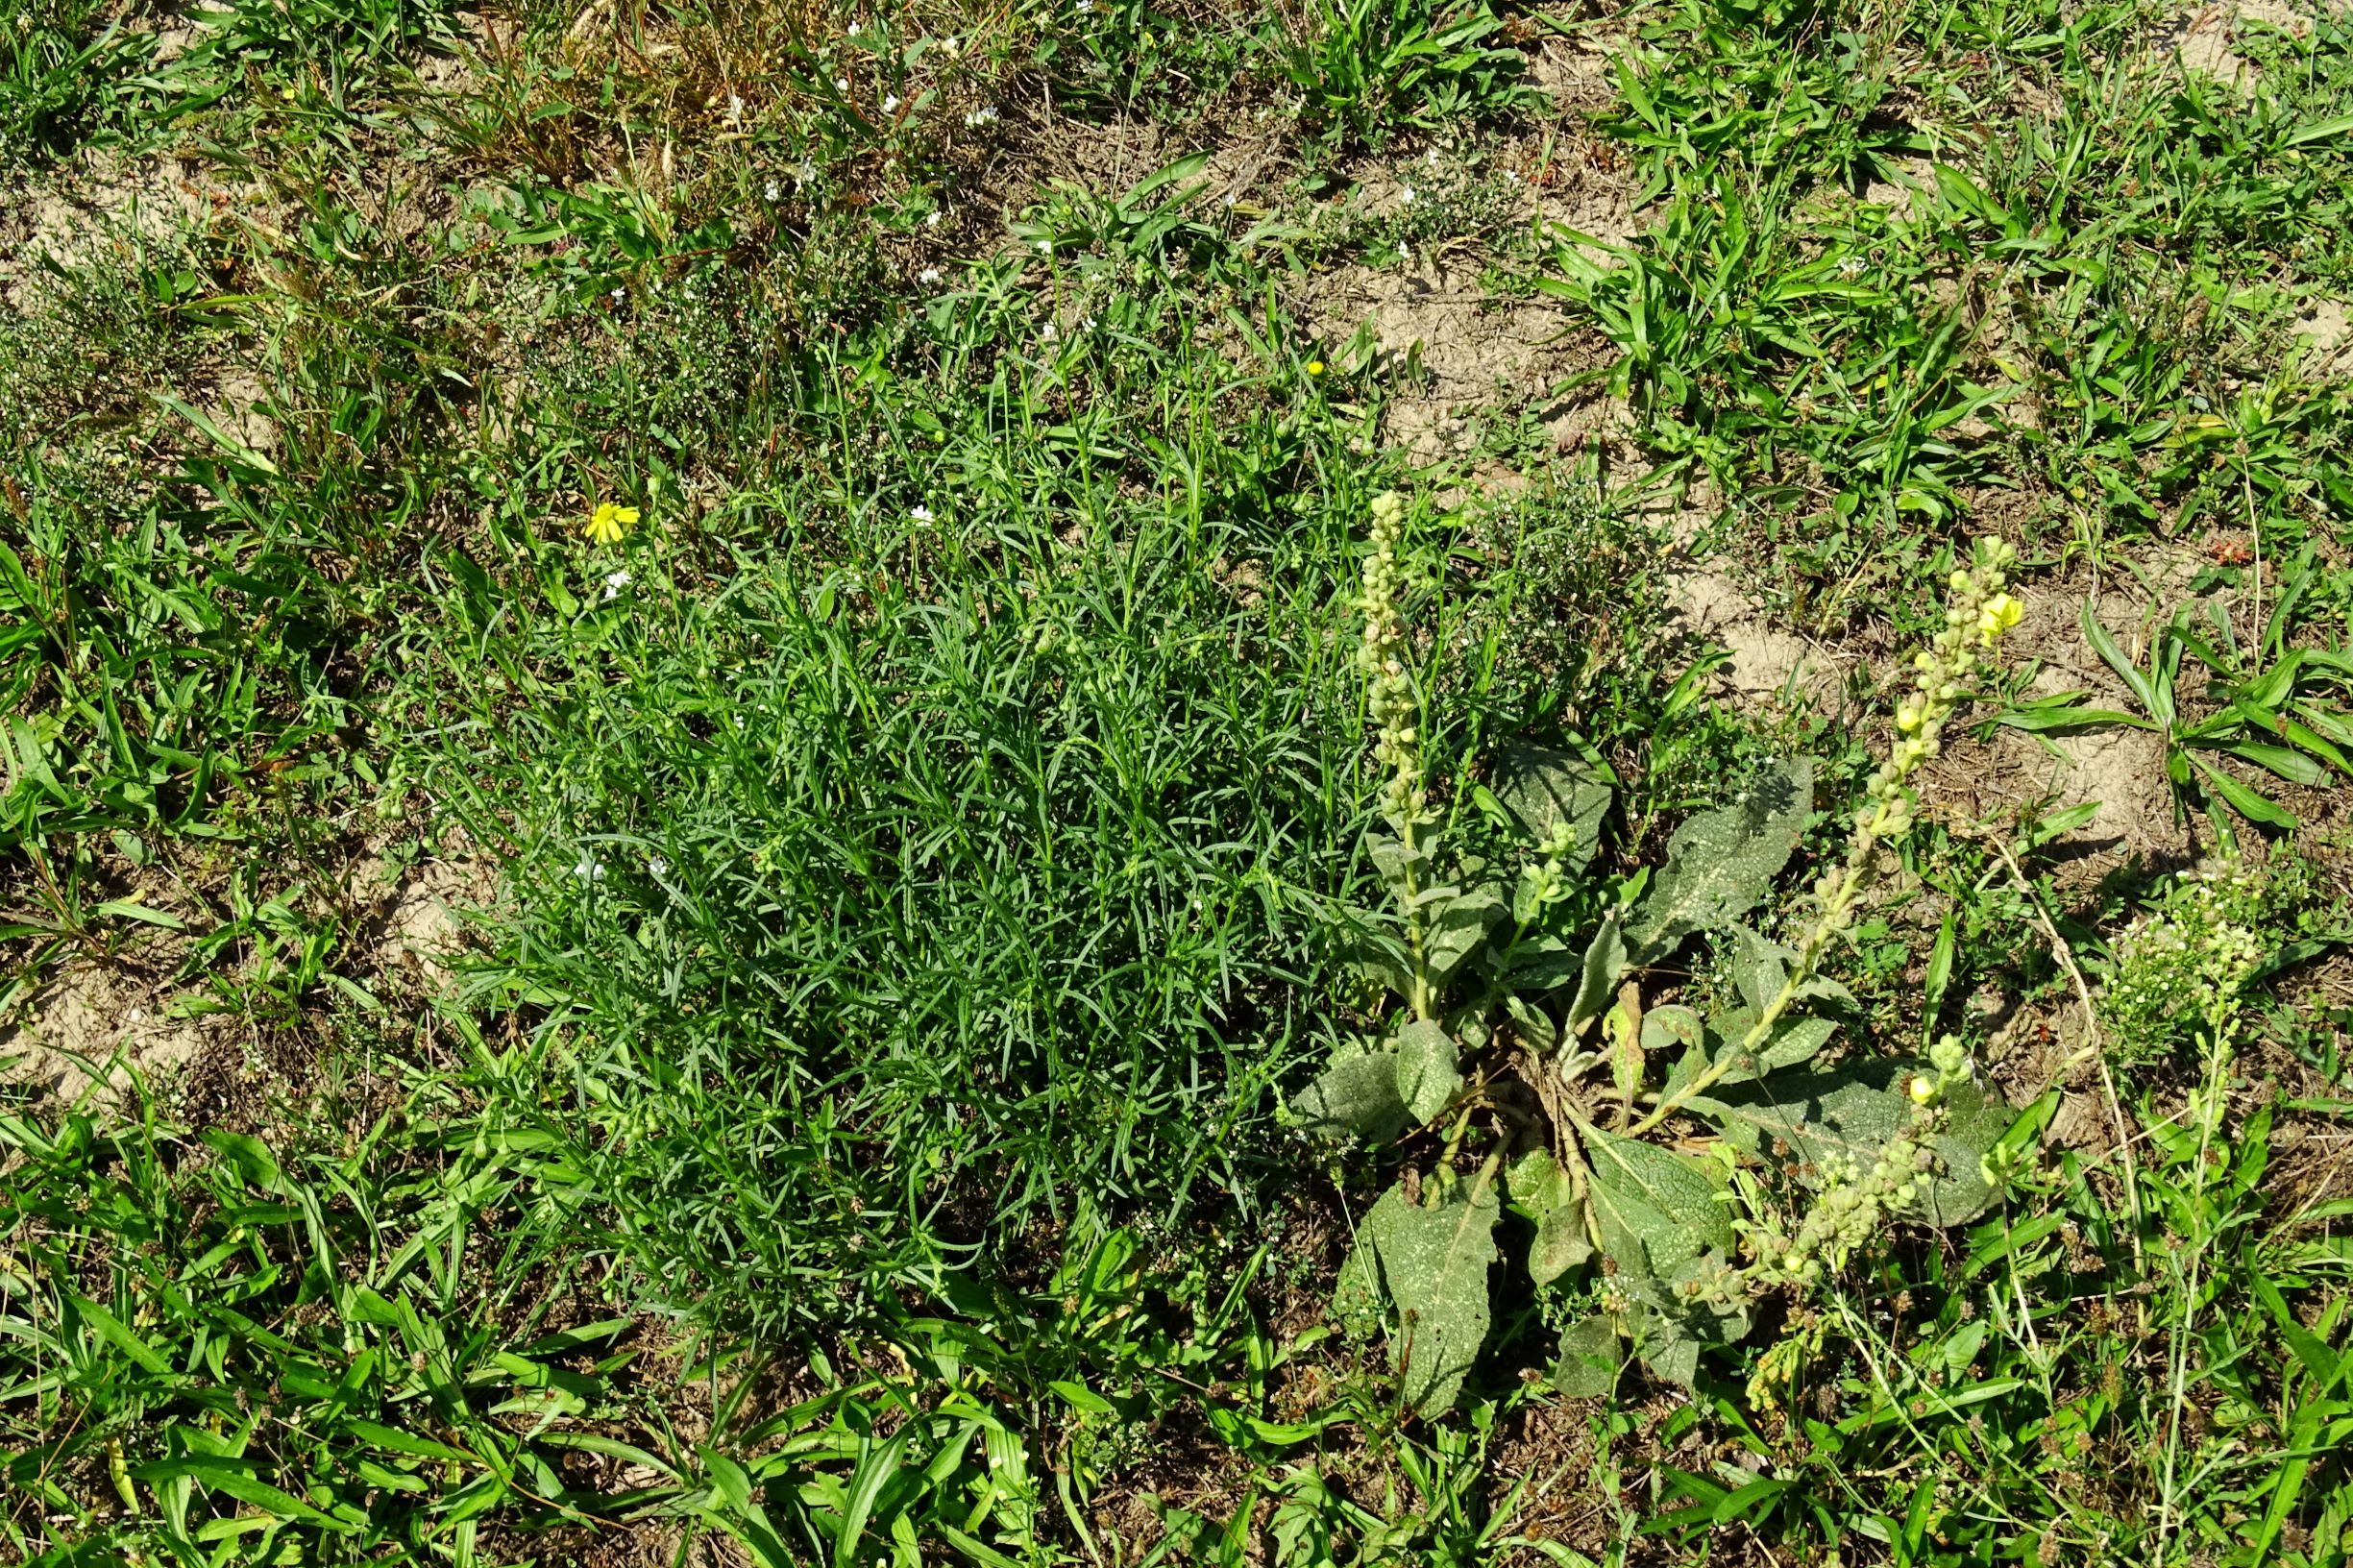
left=1531, top=1201, right=1594, bottom=1286
left=1563, top=917, right=1630, bottom=1038
left=1503, top=991, right=1559, bottom=1050
left=1331, top=1186, right=1412, bottom=1339
left=1377, top=1179, right=1502, bottom=1413
left=1424, top=883, right=1508, bottom=980
left=1394, top=1021, right=1462, bottom=1124
left=1626, top=759, right=1813, bottom=962
left=1367, top=835, right=1434, bottom=899
left=1553, top=1313, right=1620, bottom=1398
left=1582, top=1126, right=1732, bottom=1280
left=1507, top=1148, right=1591, bottom=1285
left=1702, top=1008, right=1838, bottom=1087
left=1290, top=1046, right=1409, bottom=1142
left=1697, top=1060, right=2012, bottom=1224
left=1487, top=743, right=1611, bottom=873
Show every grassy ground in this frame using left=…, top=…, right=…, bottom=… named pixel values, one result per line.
left=2, top=0, right=2351, bottom=1559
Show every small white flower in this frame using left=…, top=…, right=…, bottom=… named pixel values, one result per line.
left=572, top=851, right=606, bottom=881
left=846, top=18, right=862, bottom=34
left=765, top=179, right=781, bottom=199
left=882, top=93, right=899, bottom=113
left=1425, top=149, right=1438, bottom=166
left=924, top=208, right=944, bottom=228
left=1504, top=169, right=1520, bottom=184
left=943, top=34, right=960, bottom=55
left=911, top=503, right=935, bottom=524
left=727, top=92, right=745, bottom=119
left=1080, top=314, right=1097, bottom=331
left=1041, top=322, right=1058, bottom=340
left=1836, top=255, right=1865, bottom=277
left=835, top=76, right=850, bottom=91
left=1034, top=238, right=1050, bottom=254
left=603, top=568, right=632, bottom=600
left=1399, top=185, right=1414, bottom=205
left=795, top=160, right=818, bottom=186
left=648, top=856, right=670, bottom=876
left=919, top=266, right=943, bottom=283
left=610, top=286, right=625, bottom=302
left=964, top=104, right=999, bottom=126
left=1076, top=0, right=1091, bottom=11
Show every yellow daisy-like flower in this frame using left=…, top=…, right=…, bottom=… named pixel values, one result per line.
left=585, top=502, right=639, bottom=547
left=1976, top=591, right=2022, bottom=643
left=1908, top=1073, right=1939, bottom=1105
left=1307, top=359, right=1326, bottom=377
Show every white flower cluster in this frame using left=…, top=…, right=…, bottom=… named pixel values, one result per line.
left=2102, top=869, right=2267, bottom=1066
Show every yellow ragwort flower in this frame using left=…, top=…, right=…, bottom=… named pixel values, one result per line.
left=584, top=502, right=639, bottom=547
left=1976, top=591, right=2022, bottom=644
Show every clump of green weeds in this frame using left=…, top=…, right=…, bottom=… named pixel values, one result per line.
left=1297, top=493, right=2030, bottom=1407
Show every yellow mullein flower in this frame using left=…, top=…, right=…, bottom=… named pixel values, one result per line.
left=585, top=502, right=639, bottom=547
left=1976, top=591, right=2022, bottom=643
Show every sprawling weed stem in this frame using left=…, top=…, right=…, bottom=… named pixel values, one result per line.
left=1630, top=539, right=2021, bottom=1137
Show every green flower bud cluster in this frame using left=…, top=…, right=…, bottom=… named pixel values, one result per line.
left=1513, top=818, right=1583, bottom=921
left=1744, top=1037, right=1975, bottom=1292
left=1796, top=538, right=2021, bottom=972
left=1357, top=492, right=1428, bottom=827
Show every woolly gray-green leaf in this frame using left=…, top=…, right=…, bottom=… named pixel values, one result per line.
left=1697, top=1060, right=2011, bottom=1224
left=1730, top=923, right=1793, bottom=1015
left=1377, top=1179, right=1502, bottom=1413
left=1393, top=1020, right=1462, bottom=1124
left=1647, top=1005, right=1709, bottom=1097
left=1423, top=883, right=1508, bottom=981
left=1366, top=835, right=1434, bottom=900
left=1625, top=1299, right=1702, bottom=1387
left=1506, top=1148, right=1591, bottom=1285
left=1552, top=1313, right=1620, bottom=1398
left=1626, top=758, right=1813, bottom=962
left=1331, top=1186, right=1412, bottom=1339
left=1488, top=743, right=1611, bottom=873
left=1701, top=1008, right=1839, bottom=1087
left=1503, top=992, right=1558, bottom=1051
left=1290, top=1046, right=1409, bottom=1142
left=1562, top=917, right=1630, bottom=1038
left=1530, top=1201, right=1594, bottom=1286
left=1581, top=1126, right=1732, bottom=1280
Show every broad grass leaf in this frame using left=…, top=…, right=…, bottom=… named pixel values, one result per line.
left=1393, top=1020, right=1461, bottom=1124
left=1291, top=1046, right=1409, bottom=1141
left=1698, top=1060, right=2011, bottom=1224
left=1581, top=1126, right=1731, bottom=1279
left=1626, top=759, right=1812, bottom=962
left=1553, top=1313, right=1620, bottom=1397
left=1487, top=743, right=1610, bottom=872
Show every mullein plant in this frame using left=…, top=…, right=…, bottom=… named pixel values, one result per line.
left=1300, top=495, right=2026, bottom=1408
